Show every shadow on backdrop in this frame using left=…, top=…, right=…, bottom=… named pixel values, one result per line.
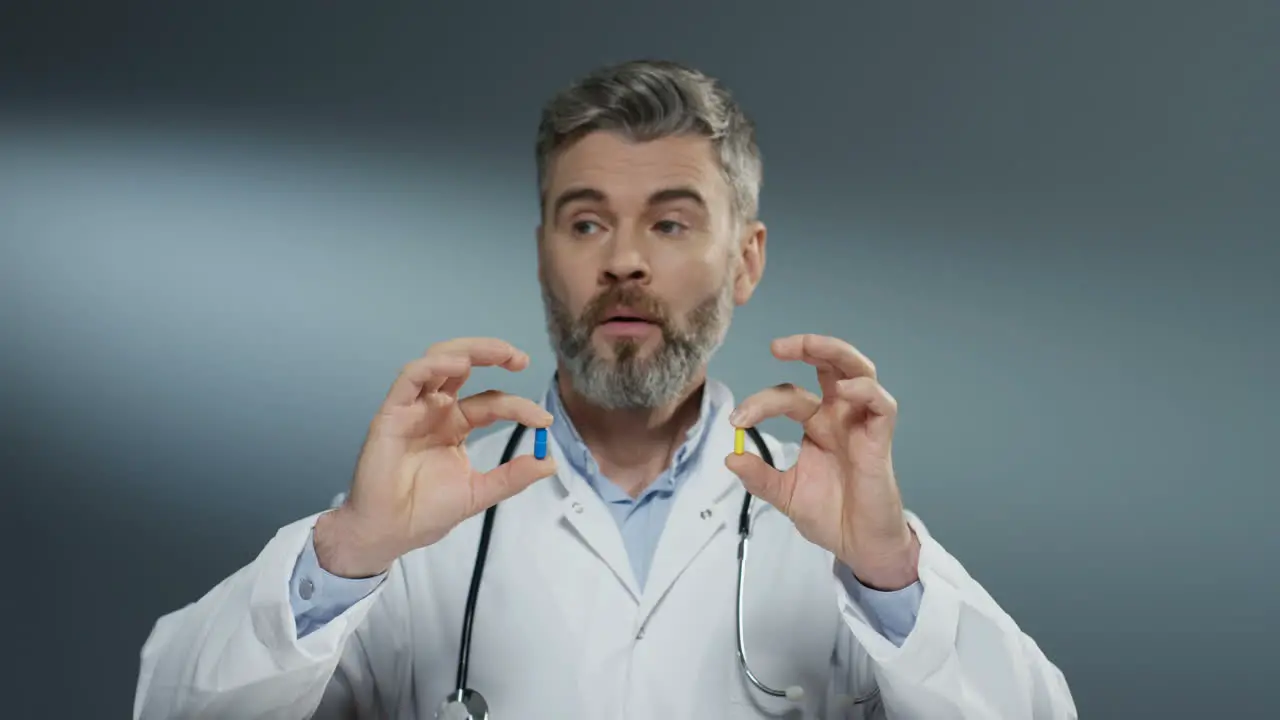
left=1, top=2, right=1277, bottom=717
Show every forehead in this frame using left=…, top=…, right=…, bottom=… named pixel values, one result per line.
left=544, top=131, right=729, bottom=212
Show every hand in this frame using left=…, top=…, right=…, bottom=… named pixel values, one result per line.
left=726, top=334, right=920, bottom=590
left=315, top=337, right=557, bottom=578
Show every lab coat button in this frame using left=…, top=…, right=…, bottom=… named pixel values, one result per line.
left=572, top=502, right=584, bottom=514
left=700, top=509, right=712, bottom=519
left=299, top=577, right=314, bottom=601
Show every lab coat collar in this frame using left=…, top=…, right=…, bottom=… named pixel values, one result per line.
left=540, top=376, right=740, bottom=504
left=538, top=376, right=757, bottom=613
left=542, top=373, right=717, bottom=501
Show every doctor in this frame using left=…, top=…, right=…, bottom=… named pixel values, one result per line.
left=134, top=59, right=1077, bottom=719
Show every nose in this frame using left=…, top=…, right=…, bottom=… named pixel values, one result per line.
left=600, top=228, right=650, bottom=285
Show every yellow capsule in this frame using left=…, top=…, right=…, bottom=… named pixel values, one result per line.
left=734, top=427, right=745, bottom=455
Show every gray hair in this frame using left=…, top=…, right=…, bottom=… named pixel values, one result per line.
left=535, top=59, right=763, bottom=221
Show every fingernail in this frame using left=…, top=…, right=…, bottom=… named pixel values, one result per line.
left=729, top=408, right=743, bottom=425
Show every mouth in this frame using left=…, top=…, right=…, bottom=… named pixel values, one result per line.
left=596, top=307, right=660, bottom=338
left=599, top=307, right=657, bottom=325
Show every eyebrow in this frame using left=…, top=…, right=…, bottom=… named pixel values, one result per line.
left=647, top=187, right=707, bottom=209
left=551, top=187, right=606, bottom=219
left=551, top=186, right=708, bottom=219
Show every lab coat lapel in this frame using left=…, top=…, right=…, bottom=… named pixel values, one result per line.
left=546, top=430, right=643, bottom=603
left=634, top=403, right=742, bottom=628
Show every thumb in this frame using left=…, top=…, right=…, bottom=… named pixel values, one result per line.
left=725, top=452, right=787, bottom=510
left=474, top=455, right=558, bottom=510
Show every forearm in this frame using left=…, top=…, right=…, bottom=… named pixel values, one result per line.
left=134, top=513, right=380, bottom=720
left=293, top=522, right=387, bottom=638
left=833, top=513, right=1077, bottom=719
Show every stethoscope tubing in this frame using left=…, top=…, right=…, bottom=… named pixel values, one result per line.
left=450, top=422, right=879, bottom=712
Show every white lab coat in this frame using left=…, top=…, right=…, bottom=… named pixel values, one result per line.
left=133, top=388, right=1077, bottom=719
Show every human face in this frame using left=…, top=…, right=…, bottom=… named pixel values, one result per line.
left=537, top=131, right=765, bottom=410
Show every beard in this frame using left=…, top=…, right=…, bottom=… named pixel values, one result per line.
left=541, top=274, right=736, bottom=410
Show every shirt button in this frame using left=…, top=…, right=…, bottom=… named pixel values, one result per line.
left=299, top=577, right=315, bottom=600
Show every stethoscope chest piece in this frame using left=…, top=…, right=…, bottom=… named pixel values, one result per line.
left=437, top=689, right=490, bottom=720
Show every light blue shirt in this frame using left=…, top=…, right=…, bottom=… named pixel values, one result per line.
left=544, top=377, right=713, bottom=589
left=290, top=378, right=924, bottom=645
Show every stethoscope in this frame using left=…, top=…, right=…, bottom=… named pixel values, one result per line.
left=436, top=423, right=881, bottom=719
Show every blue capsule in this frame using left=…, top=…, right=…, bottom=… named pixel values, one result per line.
left=534, top=427, right=548, bottom=460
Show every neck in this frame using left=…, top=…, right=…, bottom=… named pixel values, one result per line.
left=556, top=368, right=707, bottom=498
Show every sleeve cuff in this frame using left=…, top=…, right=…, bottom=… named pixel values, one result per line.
left=289, top=527, right=387, bottom=637
left=835, top=562, right=923, bottom=647
left=831, top=512, right=962, bottom=683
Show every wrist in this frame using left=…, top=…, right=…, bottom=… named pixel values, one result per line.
left=841, top=529, right=921, bottom=591
left=313, top=508, right=398, bottom=579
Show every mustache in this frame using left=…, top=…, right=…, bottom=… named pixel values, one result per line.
left=579, top=285, right=670, bottom=328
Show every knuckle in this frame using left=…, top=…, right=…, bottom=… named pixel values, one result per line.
left=424, top=350, right=463, bottom=367
left=429, top=337, right=485, bottom=355
left=402, top=358, right=430, bottom=378
left=424, top=338, right=456, bottom=355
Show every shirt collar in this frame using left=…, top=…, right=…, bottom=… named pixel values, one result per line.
left=543, top=374, right=722, bottom=495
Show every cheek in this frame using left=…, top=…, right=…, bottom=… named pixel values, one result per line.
left=542, top=252, right=597, bottom=311
left=656, top=248, right=727, bottom=297
left=654, top=239, right=720, bottom=277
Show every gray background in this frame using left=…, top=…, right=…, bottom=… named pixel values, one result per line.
left=2, top=1, right=1277, bottom=717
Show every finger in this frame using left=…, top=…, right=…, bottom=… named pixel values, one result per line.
left=438, top=364, right=472, bottom=397
left=473, top=455, right=559, bottom=510
left=725, top=452, right=791, bottom=514
left=771, top=334, right=876, bottom=380
left=729, top=382, right=822, bottom=428
left=385, top=353, right=473, bottom=407
left=428, top=338, right=530, bottom=395
left=836, top=377, right=898, bottom=419
left=457, top=389, right=554, bottom=430
left=428, top=337, right=530, bottom=372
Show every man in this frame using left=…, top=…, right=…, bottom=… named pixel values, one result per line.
left=134, top=60, right=1076, bottom=719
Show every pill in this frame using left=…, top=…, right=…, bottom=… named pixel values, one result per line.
left=534, top=427, right=548, bottom=460
left=734, top=427, right=745, bottom=455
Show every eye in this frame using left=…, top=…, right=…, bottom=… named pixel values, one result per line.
left=571, top=219, right=603, bottom=236
left=654, top=219, right=686, bottom=236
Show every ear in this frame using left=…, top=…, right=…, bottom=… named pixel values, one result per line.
left=733, top=220, right=767, bottom=306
